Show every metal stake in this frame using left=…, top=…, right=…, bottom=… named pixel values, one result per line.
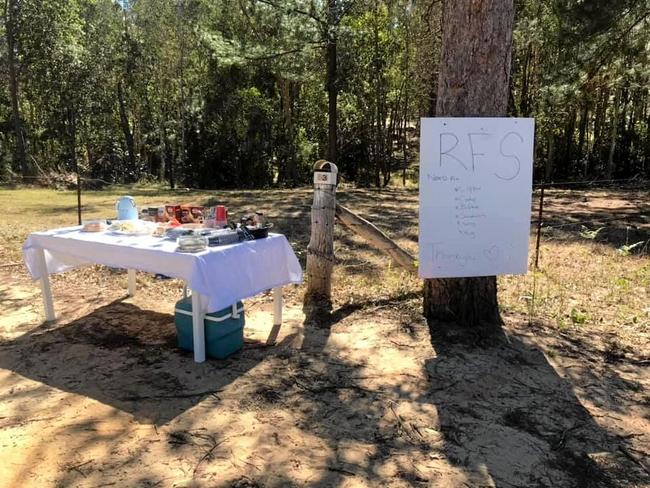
left=534, top=184, right=545, bottom=270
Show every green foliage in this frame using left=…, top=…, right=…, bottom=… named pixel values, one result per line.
left=1, top=0, right=648, bottom=186
left=617, top=241, right=646, bottom=256
left=570, top=307, right=588, bottom=325
left=579, top=225, right=605, bottom=240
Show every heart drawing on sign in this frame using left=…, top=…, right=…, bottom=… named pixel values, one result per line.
left=483, top=245, right=500, bottom=261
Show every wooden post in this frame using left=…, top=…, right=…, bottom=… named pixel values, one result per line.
left=305, top=160, right=338, bottom=307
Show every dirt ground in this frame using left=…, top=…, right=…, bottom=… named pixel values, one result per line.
left=0, top=185, right=648, bottom=487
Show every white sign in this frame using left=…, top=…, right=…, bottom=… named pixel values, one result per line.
left=419, top=117, right=534, bottom=278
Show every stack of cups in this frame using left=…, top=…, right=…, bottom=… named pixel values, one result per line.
left=215, top=205, right=228, bottom=228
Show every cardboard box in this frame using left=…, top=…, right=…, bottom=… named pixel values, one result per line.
left=179, top=205, right=205, bottom=224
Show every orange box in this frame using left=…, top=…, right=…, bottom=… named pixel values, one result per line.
left=165, top=205, right=181, bottom=222
left=179, top=205, right=205, bottom=224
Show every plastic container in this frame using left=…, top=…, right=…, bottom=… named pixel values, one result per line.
left=206, top=228, right=241, bottom=247
left=174, top=298, right=245, bottom=359
left=177, top=234, right=208, bottom=253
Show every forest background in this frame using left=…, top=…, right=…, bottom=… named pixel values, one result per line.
left=1, top=0, right=649, bottom=189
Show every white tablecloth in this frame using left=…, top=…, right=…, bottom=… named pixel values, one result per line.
left=23, top=228, right=303, bottom=312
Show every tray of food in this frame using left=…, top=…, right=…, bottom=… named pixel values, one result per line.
left=107, top=220, right=157, bottom=236
left=81, top=220, right=108, bottom=232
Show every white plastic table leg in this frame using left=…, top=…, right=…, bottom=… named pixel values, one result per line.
left=191, top=290, right=206, bottom=363
left=266, top=287, right=283, bottom=345
left=36, top=248, right=56, bottom=322
left=127, top=269, right=136, bottom=297
left=273, top=287, right=283, bottom=326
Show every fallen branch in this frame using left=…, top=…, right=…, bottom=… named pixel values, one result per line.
left=335, top=203, right=416, bottom=273
left=619, top=446, right=650, bottom=476
left=120, top=389, right=223, bottom=401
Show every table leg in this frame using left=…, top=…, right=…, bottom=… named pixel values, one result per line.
left=127, top=269, right=136, bottom=297
left=191, top=291, right=206, bottom=363
left=273, top=287, right=283, bottom=326
left=36, top=248, right=56, bottom=322
left=266, top=287, right=283, bottom=345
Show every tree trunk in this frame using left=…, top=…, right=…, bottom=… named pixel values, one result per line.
left=326, top=0, right=338, bottom=164
left=519, top=42, right=532, bottom=116
left=117, top=80, right=136, bottom=177
left=4, top=0, right=32, bottom=178
left=158, top=118, right=166, bottom=182
left=423, top=0, right=515, bottom=328
left=562, top=108, right=577, bottom=179
left=277, top=76, right=297, bottom=185
left=576, top=101, right=589, bottom=174
left=545, top=133, right=555, bottom=181
left=606, top=88, right=621, bottom=179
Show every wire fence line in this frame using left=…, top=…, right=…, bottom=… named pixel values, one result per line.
left=532, top=176, right=645, bottom=189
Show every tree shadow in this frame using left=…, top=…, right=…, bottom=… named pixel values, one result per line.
left=423, top=321, right=649, bottom=487
left=533, top=188, right=649, bottom=252
left=0, top=300, right=266, bottom=426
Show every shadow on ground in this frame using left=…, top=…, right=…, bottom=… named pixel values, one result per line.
left=422, top=321, right=649, bottom=487
left=0, top=300, right=269, bottom=425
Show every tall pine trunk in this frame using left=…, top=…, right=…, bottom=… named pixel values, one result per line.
left=606, top=88, right=621, bottom=179
left=326, top=0, right=338, bottom=164
left=4, top=0, right=32, bottom=178
left=423, top=0, right=515, bottom=328
left=117, top=80, right=136, bottom=178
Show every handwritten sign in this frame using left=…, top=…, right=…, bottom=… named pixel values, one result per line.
left=419, top=118, right=534, bottom=278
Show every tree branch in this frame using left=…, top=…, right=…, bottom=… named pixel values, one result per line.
left=253, top=0, right=325, bottom=26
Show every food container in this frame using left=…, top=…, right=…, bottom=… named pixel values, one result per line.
left=177, top=234, right=208, bottom=253
left=205, top=206, right=228, bottom=228
left=253, top=212, right=265, bottom=227
left=156, top=206, right=168, bottom=222
left=165, top=204, right=181, bottom=222
left=81, top=220, right=108, bottom=232
left=180, top=205, right=205, bottom=224
left=246, top=223, right=273, bottom=239
left=206, top=228, right=241, bottom=247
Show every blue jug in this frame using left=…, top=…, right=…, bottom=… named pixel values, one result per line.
left=116, top=196, right=138, bottom=220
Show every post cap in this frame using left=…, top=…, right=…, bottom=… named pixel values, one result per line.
left=313, top=160, right=338, bottom=174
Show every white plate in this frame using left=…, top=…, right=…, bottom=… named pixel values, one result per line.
left=108, top=220, right=156, bottom=236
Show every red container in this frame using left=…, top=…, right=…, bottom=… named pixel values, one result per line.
left=215, top=205, right=227, bottom=221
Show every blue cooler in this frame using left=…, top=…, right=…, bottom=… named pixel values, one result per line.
left=174, top=298, right=245, bottom=359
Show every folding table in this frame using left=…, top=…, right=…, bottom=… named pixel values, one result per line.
left=23, top=228, right=303, bottom=362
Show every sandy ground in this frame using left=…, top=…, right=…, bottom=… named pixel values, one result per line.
left=0, top=185, right=648, bottom=487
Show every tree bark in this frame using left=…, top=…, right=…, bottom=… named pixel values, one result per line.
left=576, top=100, right=589, bottom=173
left=606, top=87, right=621, bottom=179
left=117, top=80, right=136, bottom=177
left=4, top=0, right=32, bottom=178
left=326, top=0, right=338, bottom=164
left=545, top=133, right=555, bottom=181
left=277, top=76, right=297, bottom=185
left=519, top=42, right=533, bottom=116
left=423, top=0, right=515, bottom=328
